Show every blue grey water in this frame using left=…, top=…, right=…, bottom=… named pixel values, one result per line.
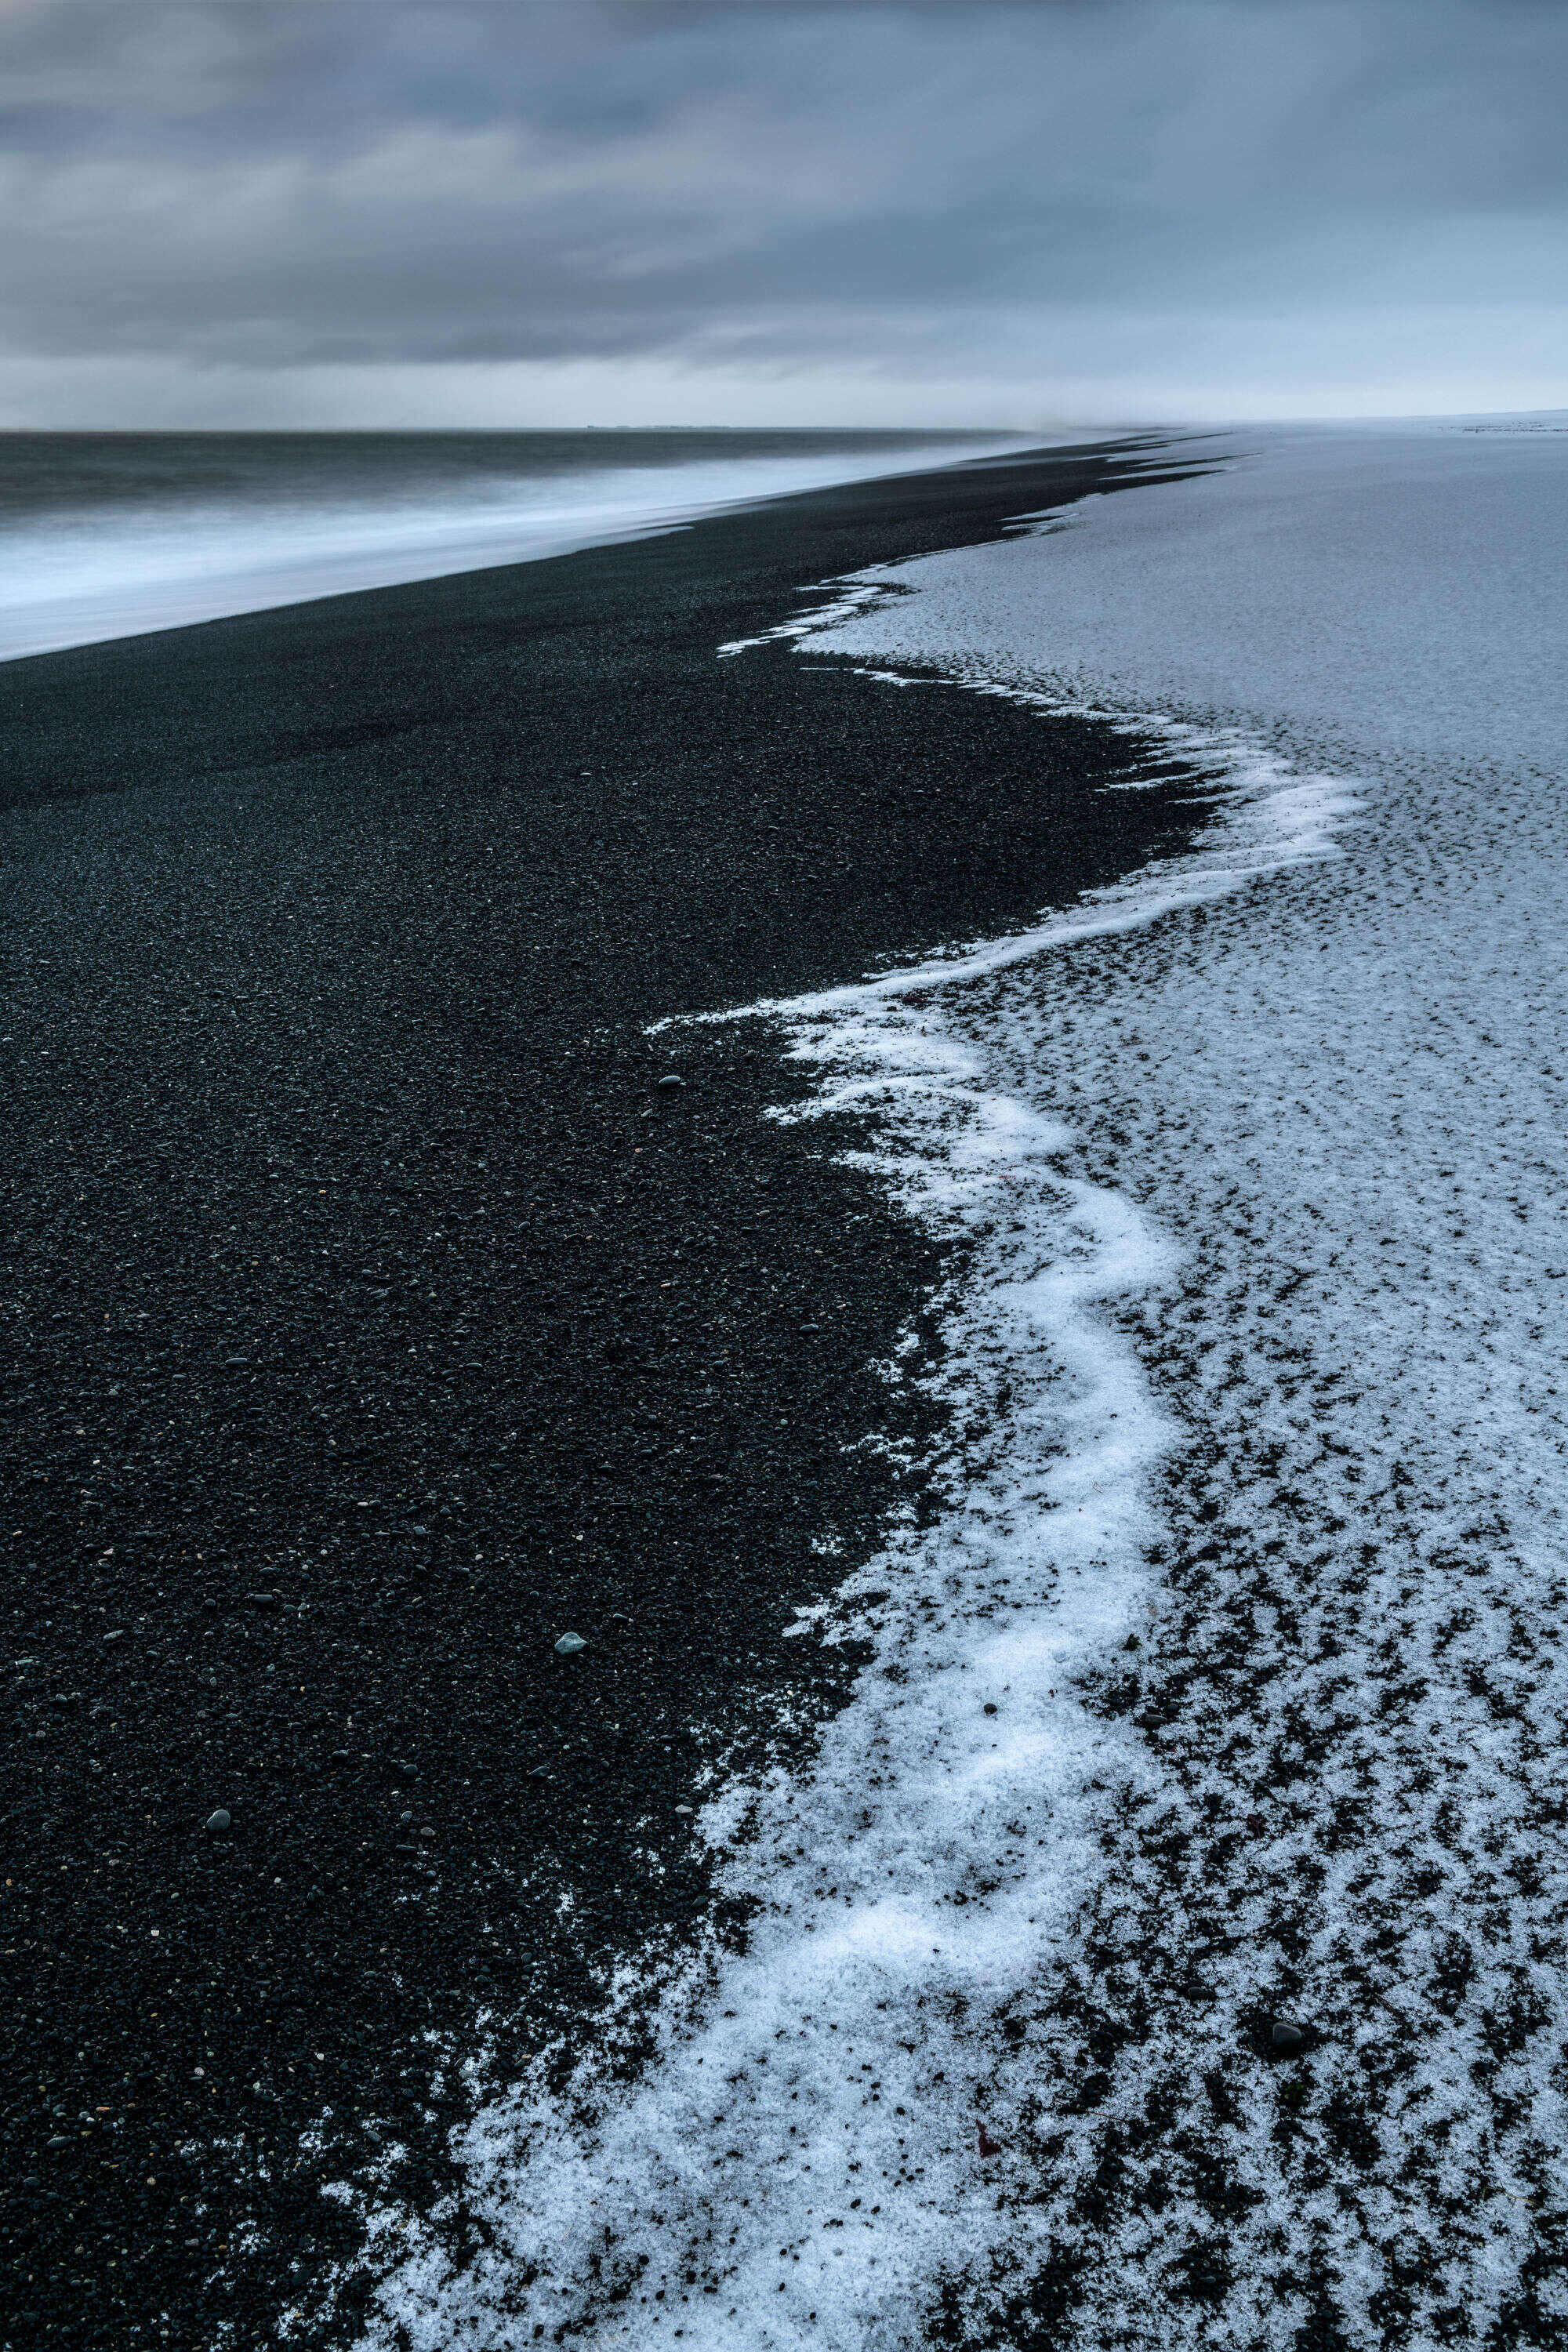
left=0, top=428, right=1024, bottom=666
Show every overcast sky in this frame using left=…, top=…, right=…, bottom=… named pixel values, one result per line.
left=2, top=0, right=1565, bottom=427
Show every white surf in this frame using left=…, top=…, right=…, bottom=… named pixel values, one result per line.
left=0, top=436, right=1029, bottom=667
left=335, top=415, right=1568, bottom=2349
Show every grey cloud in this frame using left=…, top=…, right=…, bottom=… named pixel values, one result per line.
left=1, top=1, right=1565, bottom=380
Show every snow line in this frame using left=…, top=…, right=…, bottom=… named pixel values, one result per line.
left=344, top=1019, right=1179, bottom=2349
left=328, top=622, right=1356, bottom=2343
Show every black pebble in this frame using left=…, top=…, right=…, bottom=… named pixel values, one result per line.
left=1, top=439, right=1219, bottom=2352
left=1269, top=2021, right=1306, bottom=2054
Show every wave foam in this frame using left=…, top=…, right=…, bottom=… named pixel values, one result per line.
left=336, top=417, right=1568, bottom=2347
left=336, top=617, right=1356, bottom=2349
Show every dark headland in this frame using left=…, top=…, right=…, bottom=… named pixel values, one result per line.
left=2, top=438, right=1211, bottom=2349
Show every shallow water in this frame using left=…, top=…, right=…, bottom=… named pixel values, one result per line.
left=346, top=416, right=1568, bottom=2347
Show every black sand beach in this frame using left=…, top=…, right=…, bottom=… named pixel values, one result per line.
left=2, top=440, right=1210, bottom=2349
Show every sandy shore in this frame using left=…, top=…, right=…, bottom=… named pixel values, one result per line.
left=1, top=440, right=1209, bottom=2350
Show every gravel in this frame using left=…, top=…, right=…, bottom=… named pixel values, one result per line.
left=0, top=438, right=1204, bottom=2350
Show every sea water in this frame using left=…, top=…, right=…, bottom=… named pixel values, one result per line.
left=0, top=426, right=1026, bottom=666
left=343, top=415, right=1568, bottom=2350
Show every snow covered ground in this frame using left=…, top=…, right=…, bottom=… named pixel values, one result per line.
left=343, top=417, right=1568, bottom=2348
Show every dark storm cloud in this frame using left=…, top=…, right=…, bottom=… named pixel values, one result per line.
left=1, top=0, right=1565, bottom=374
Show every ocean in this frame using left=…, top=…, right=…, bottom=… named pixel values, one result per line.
left=354, top=414, right=1568, bottom=2348
left=0, top=426, right=1026, bottom=666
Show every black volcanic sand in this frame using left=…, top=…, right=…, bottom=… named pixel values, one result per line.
left=1, top=439, right=1218, bottom=2349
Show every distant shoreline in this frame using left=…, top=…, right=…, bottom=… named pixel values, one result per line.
left=0, top=426, right=1041, bottom=670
